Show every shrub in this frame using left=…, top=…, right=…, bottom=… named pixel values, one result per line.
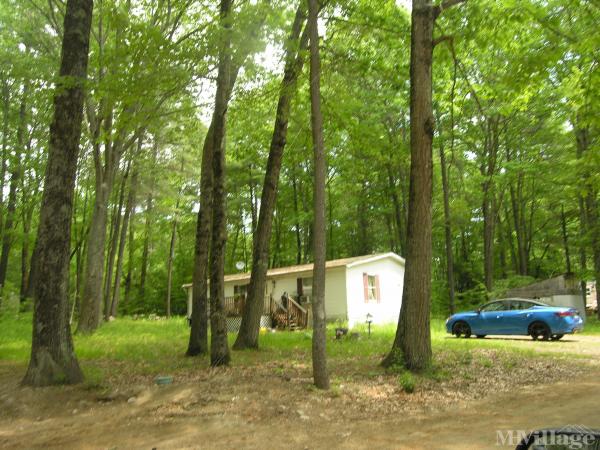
left=398, top=371, right=415, bottom=393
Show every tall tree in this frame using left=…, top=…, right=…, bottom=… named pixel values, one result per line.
left=383, top=0, right=465, bottom=371
left=233, top=4, right=308, bottom=350
left=0, top=81, right=28, bottom=289
left=308, top=0, right=329, bottom=390
left=22, top=0, right=93, bottom=386
left=187, top=1, right=266, bottom=357
left=208, top=0, right=233, bottom=367
left=110, top=163, right=138, bottom=317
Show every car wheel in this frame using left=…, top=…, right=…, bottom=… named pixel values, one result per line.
left=529, top=321, right=551, bottom=341
left=551, top=334, right=564, bottom=341
left=452, top=321, right=471, bottom=338
left=476, top=335, right=486, bottom=339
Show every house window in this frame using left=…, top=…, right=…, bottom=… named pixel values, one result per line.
left=363, top=273, right=380, bottom=303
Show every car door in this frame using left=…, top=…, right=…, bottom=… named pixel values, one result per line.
left=501, top=300, right=526, bottom=334
left=478, top=301, right=507, bottom=334
left=512, top=300, right=537, bottom=334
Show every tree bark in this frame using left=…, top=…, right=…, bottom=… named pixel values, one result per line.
left=0, top=82, right=28, bottom=289
left=292, top=173, right=302, bottom=264
left=439, top=141, right=455, bottom=314
left=77, top=161, right=112, bottom=333
left=22, top=0, right=92, bottom=386
left=574, top=117, right=596, bottom=316
left=166, top=193, right=181, bottom=318
left=20, top=201, right=34, bottom=300
left=139, top=141, right=158, bottom=300
left=383, top=0, right=443, bottom=371
left=481, top=117, right=500, bottom=290
left=234, top=4, right=308, bottom=350
left=308, top=0, right=329, bottom=390
left=186, top=123, right=214, bottom=356
left=124, top=198, right=136, bottom=305
left=103, top=163, right=129, bottom=319
left=208, top=0, right=233, bottom=367
left=186, top=33, right=245, bottom=358
left=0, top=76, right=9, bottom=249
left=439, top=55, right=457, bottom=314
left=111, top=163, right=138, bottom=317
left=561, top=205, right=572, bottom=273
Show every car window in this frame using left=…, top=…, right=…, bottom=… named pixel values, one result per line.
left=518, top=301, right=535, bottom=310
left=505, top=300, right=521, bottom=310
left=481, top=302, right=505, bottom=312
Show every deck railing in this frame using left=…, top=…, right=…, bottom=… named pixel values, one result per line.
left=222, top=295, right=272, bottom=317
left=271, top=295, right=308, bottom=330
left=205, top=294, right=307, bottom=329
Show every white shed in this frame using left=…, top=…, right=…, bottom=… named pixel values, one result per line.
left=183, top=252, right=405, bottom=329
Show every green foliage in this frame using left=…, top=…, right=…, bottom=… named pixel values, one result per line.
left=455, top=283, right=489, bottom=311
left=397, top=371, right=415, bottom=393
left=0, top=0, right=598, bottom=328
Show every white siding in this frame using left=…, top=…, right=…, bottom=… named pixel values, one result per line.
left=265, top=268, right=347, bottom=320
left=224, top=283, right=236, bottom=297
left=345, top=257, right=404, bottom=328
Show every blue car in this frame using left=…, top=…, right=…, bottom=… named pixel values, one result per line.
left=445, top=298, right=584, bottom=341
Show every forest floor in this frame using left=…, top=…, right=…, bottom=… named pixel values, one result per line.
left=0, top=316, right=599, bottom=449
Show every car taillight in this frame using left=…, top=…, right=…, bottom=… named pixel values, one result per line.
left=555, top=311, right=574, bottom=317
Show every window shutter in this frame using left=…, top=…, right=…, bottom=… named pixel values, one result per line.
left=375, top=275, right=381, bottom=303
left=363, top=273, right=369, bottom=302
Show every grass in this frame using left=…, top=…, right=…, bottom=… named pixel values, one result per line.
left=0, top=312, right=596, bottom=385
left=583, top=315, right=600, bottom=334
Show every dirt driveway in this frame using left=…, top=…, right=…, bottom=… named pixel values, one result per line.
left=0, top=335, right=599, bottom=450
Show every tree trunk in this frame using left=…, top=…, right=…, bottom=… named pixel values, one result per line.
left=0, top=82, right=28, bottom=289
left=20, top=204, right=34, bottom=300
left=22, top=0, right=92, bottom=386
left=440, top=55, right=457, bottom=314
left=308, top=0, right=329, bottom=390
left=166, top=196, right=180, bottom=318
left=111, top=164, right=138, bottom=317
left=383, top=0, right=442, bottom=371
left=186, top=40, right=245, bottom=358
left=139, top=142, right=158, bottom=299
left=574, top=117, right=598, bottom=317
left=482, top=188, right=495, bottom=290
left=234, top=4, right=308, bottom=350
left=186, top=122, right=214, bottom=356
left=387, top=168, right=406, bottom=256
left=77, top=168, right=111, bottom=333
left=124, top=199, right=136, bottom=305
left=208, top=0, right=233, bottom=367
left=439, top=142, right=455, bottom=314
left=292, top=173, right=302, bottom=264
left=509, top=171, right=528, bottom=276
left=561, top=205, right=572, bottom=273
left=0, top=76, right=9, bottom=248
left=103, top=163, right=129, bottom=319
left=587, top=196, right=600, bottom=320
